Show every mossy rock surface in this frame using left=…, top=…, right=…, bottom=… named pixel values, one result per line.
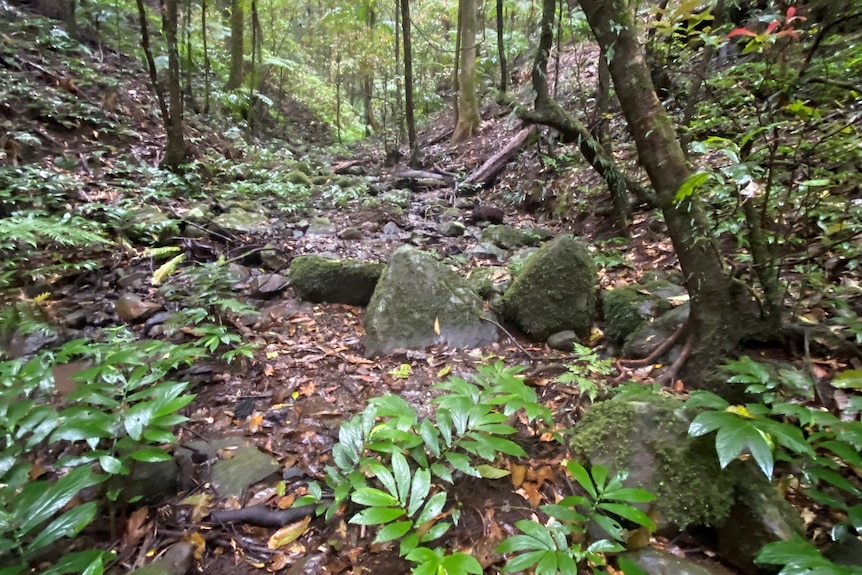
left=480, top=225, right=545, bottom=249
left=286, top=170, right=313, bottom=185
left=289, top=255, right=383, bottom=306
left=602, top=279, right=685, bottom=343
left=570, top=393, right=735, bottom=529
left=364, top=247, right=498, bottom=356
left=494, top=234, right=596, bottom=339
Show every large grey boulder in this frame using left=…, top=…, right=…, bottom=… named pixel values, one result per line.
left=364, top=247, right=498, bottom=357
left=289, top=255, right=384, bottom=306
left=494, top=234, right=597, bottom=339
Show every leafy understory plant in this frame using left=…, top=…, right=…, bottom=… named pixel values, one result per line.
left=497, top=461, right=655, bottom=575
left=555, top=343, right=615, bottom=402
left=295, top=362, right=551, bottom=575
left=0, top=328, right=209, bottom=574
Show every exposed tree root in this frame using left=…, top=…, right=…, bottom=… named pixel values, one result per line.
left=613, top=322, right=688, bottom=384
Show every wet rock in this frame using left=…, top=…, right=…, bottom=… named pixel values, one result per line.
left=127, top=541, right=194, bottom=575
left=249, top=273, right=290, bottom=296
left=382, top=221, right=402, bottom=235
left=436, top=221, right=467, bottom=237
left=466, top=266, right=510, bottom=300
left=494, top=235, right=597, bottom=339
left=116, top=294, right=163, bottom=322
left=364, top=246, right=498, bottom=357
left=182, top=438, right=281, bottom=497
left=570, top=394, right=735, bottom=531
left=547, top=330, right=578, bottom=351
left=381, top=188, right=412, bottom=209
left=117, top=270, right=149, bottom=289
left=306, top=217, right=337, bottom=236
left=466, top=241, right=507, bottom=261
left=603, top=279, right=687, bottom=344
left=622, top=548, right=738, bottom=575
left=260, top=244, right=289, bottom=270
left=226, top=263, right=251, bottom=288
left=338, top=226, right=364, bottom=240
left=211, top=207, right=271, bottom=235
left=114, top=459, right=179, bottom=505
left=290, top=255, right=384, bottom=306
left=2, top=329, right=60, bottom=358
left=481, top=225, right=545, bottom=249
left=63, top=309, right=88, bottom=328
left=622, top=304, right=689, bottom=361
left=717, top=470, right=805, bottom=574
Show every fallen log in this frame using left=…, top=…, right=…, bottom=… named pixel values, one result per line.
left=463, top=126, right=535, bottom=188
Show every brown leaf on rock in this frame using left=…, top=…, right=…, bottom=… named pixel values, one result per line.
left=267, top=516, right=311, bottom=550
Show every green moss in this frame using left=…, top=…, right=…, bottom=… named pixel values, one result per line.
left=602, top=280, right=679, bottom=343
left=289, top=255, right=383, bottom=306
left=286, top=170, right=313, bottom=186
left=570, top=394, right=736, bottom=529
left=495, top=235, right=597, bottom=339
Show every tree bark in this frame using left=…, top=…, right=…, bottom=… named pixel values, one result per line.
left=400, top=0, right=422, bottom=167
left=225, top=0, right=244, bottom=90
left=161, top=0, right=187, bottom=167
left=451, top=0, right=481, bottom=143
left=496, top=0, right=507, bottom=92
left=528, top=0, right=635, bottom=233
left=579, top=0, right=761, bottom=380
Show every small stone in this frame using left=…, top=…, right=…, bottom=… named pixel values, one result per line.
left=436, top=221, right=467, bottom=237
left=338, top=227, right=364, bottom=240
left=306, top=217, right=336, bottom=236
left=547, top=330, right=578, bottom=351
left=249, top=273, right=289, bottom=296
left=382, top=221, right=402, bottom=235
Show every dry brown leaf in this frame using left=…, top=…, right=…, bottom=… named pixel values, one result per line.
left=298, top=381, right=316, bottom=396
left=185, top=531, right=207, bottom=562
left=268, top=553, right=290, bottom=571
left=180, top=493, right=213, bottom=523
left=510, top=463, right=527, bottom=488
left=267, top=516, right=311, bottom=550
left=123, top=507, right=151, bottom=547
left=263, top=365, right=275, bottom=376
left=248, top=413, right=265, bottom=433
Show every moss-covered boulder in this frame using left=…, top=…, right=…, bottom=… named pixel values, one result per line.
left=289, top=255, right=384, bottom=306
left=602, top=279, right=686, bottom=343
left=480, top=225, right=545, bottom=250
left=570, top=394, right=735, bottom=529
left=494, top=234, right=597, bottom=339
left=286, top=170, right=313, bottom=185
left=364, top=247, right=498, bottom=357
left=210, top=207, right=271, bottom=235
left=123, top=206, right=181, bottom=244
left=466, top=266, right=510, bottom=300
left=622, top=304, right=689, bottom=360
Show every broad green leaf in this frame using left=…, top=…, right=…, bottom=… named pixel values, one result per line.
left=364, top=460, right=397, bottom=498
left=476, top=464, right=510, bottom=479
left=416, top=491, right=447, bottom=524
left=41, top=550, right=107, bottom=575
left=674, top=171, right=710, bottom=202
left=351, top=487, right=399, bottom=508
left=374, top=520, right=413, bottom=543
left=714, top=422, right=774, bottom=477
left=565, top=461, right=596, bottom=499
left=129, top=448, right=173, bottom=462
left=18, top=466, right=104, bottom=535
left=597, top=502, right=655, bottom=530
left=832, top=370, right=862, bottom=390
left=603, top=487, right=656, bottom=503
left=419, top=419, right=440, bottom=457
left=501, top=549, right=548, bottom=572
left=445, top=452, right=479, bottom=477
left=592, top=514, right=624, bottom=542
left=618, top=555, right=648, bottom=575
left=440, top=552, right=482, bottom=574
left=349, top=506, right=405, bottom=526
left=419, top=520, right=450, bottom=543
left=25, top=502, right=97, bottom=554
left=688, top=410, right=741, bottom=437
left=511, top=520, right=555, bottom=549
left=98, top=455, right=125, bottom=475
left=587, top=538, right=625, bottom=554
left=684, top=390, right=730, bottom=411
left=535, top=550, right=560, bottom=575
left=541, top=503, right=588, bottom=524
left=591, top=464, right=609, bottom=492
left=407, top=468, right=431, bottom=517
left=391, top=452, right=411, bottom=504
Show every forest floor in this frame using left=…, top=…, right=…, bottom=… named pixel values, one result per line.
left=3, top=5, right=850, bottom=574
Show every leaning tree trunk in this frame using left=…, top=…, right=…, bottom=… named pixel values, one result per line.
left=579, top=0, right=760, bottom=381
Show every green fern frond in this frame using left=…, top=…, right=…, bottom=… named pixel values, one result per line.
left=152, top=254, right=185, bottom=285
left=0, top=215, right=110, bottom=249
left=143, top=246, right=182, bottom=259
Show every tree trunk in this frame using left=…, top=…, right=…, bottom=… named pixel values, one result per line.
left=451, top=0, right=481, bottom=143
left=202, top=0, right=211, bottom=113
left=161, top=0, right=187, bottom=167
left=496, top=0, right=506, bottom=92
left=579, top=0, right=760, bottom=380
left=225, top=0, right=244, bottom=90
left=527, top=0, right=634, bottom=233
left=400, top=0, right=422, bottom=167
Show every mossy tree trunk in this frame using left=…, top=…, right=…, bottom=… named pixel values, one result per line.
left=579, top=0, right=763, bottom=381
left=400, top=0, right=422, bottom=167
